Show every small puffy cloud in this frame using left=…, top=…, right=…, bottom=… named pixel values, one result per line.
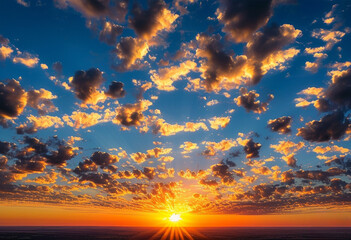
left=270, top=140, right=304, bottom=155
left=17, top=115, right=64, bottom=134
left=0, top=79, right=27, bottom=119
left=114, top=100, right=152, bottom=127
left=16, top=0, right=30, bottom=7
left=206, top=100, right=219, bottom=106
left=113, top=37, right=149, bottom=71
left=40, top=64, right=49, bottom=70
left=211, top=163, right=235, bottom=185
left=208, top=116, right=231, bottom=130
left=281, top=154, right=297, bottom=168
left=129, top=0, right=178, bottom=41
left=312, top=29, right=345, bottom=49
left=27, top=89, right=58, bottom=115
left=267, top=116, right=292, bottom=134
left=105, top=81, right=126, bottom=99
left=243, top=139, right=261, bottom=158
left=297, top=111, right=349, bottom=142
left=234, top=87, right=273, bottom=114
left=0, top=45, right=13, bottom=60
left=90, top=151, right=119, bottom=167
left=313, top=145, right=349, bottom=154
left=63, top=111, right=102, bottom=129
left=13, top=52, right=39, bottom=68
left=179, top=141, right=198, bottom=154
left=149, top=117, right=208, bottom=136
left=99, top=21, right=123, bottom=45
left=150, top=60, right=197, bottom=91
left=216, top=0, right=274, bottom=43
left=70, top=68, right=105, bottom=105
left=202, top=139, right=237, bottom=156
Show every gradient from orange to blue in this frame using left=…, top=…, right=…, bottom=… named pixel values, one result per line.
left=0, top=0, right=351, bottom=228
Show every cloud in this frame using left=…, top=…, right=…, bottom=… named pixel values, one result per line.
left=55, top=0, right=128, bottom=22
left=211, top=163, right=235, bottom=185
left=270, top=140, right=304, bottom=155
left=267, top=116, right=292, bottom=134
left=216, top=0, right=274, bottom=43
left=105, top=81, right=126, bottom=99
left=90, top=151, right=119, bottom=168
left=99, top=21, right=123, bottom=45
left=0, top=79, right=27, bottom=119
left=150, top=60, right=197, bottom=91
left=234, top=87, right=273, bottom=113
left=0, top=45, right=13, bottom=60
left=113, top=37, right=149, bottom=71
left=206, top=100, right=219, bottom=106
left=179, top=141, right=198, bottom=154
left=46, top=145, right=77, bottom=166
left=312, top=29, right=345, bottom=49
left=208, top=116, right=231, bottom=130
left=70, top=68, right=105, bottom=104
left=149, top=117, right=208, bottom=136
left=115, top=100, right=152, bottom=127
left=313, top=145, right=349, bottom=154
left=195, top=33, right=249, bottom=92
left=325, top=68, right=351, bottom=110
left=27, top=89, right=58, bottom=115
left=281, top=154, right=297, bottom=168
left=16, top=115, right=64, bottom=134
left=297, top=111, right=349, bottom=142
left=246, top=24, right=301, bottom=84
left=12, top=52, right=39, bottom=68
left=16, top=0, right=29, bottom=7
left=63, top=111, right=102, bottom=129
left=243, top=139, right=261, bottom=158
left=129, top=0, right=178, bottom=41
left=202, top=139, right=237, bottom=156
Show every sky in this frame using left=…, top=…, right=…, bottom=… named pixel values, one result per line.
left=0, top=0, right=351, bottom=227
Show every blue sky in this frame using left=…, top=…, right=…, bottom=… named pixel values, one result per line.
left=0, top=0, right=351, bottom=219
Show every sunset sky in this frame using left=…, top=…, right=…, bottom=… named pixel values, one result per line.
left=0, top=0, right=351, bottom=227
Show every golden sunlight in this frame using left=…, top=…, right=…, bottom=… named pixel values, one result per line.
left=169, top=213, right=182, bottom=223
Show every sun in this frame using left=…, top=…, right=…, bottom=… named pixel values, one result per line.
left=169, top=213, right=182, bottom=223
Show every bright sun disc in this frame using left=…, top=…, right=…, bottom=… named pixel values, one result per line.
left=169, top=213, right=181, bottom=222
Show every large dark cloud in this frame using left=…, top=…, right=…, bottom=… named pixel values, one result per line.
left=297, top=111, right=349, bottom=142
left=235, top=87, right=273, bottom=113
left=105, top=81, right=126, bottom=99
left=211, top=163, right=235, bottom=185
left=217, top=0, right=274, bottom=42
left=325, top=68, right=351, bottom=110
left=0, top=79, right=27, bottom=119
left=246, top=24, right=300, bottom=84
left=267, top=116, right=292, bottom=134
left=129, top=0, right=166, bottom=39
left=243, top=139, right=261, bottom=158
left=74, top=159, right=98, bottom=175
left=196, top=34, right=247, bottom=92
left=70, top=68, right=104, bottom=103
left=90, top=151, right=119, bottom=168
left=46, top=145, right=77, bottom=166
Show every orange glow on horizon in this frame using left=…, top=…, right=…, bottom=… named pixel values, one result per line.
left=0, top=204, right=350, bottom=227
